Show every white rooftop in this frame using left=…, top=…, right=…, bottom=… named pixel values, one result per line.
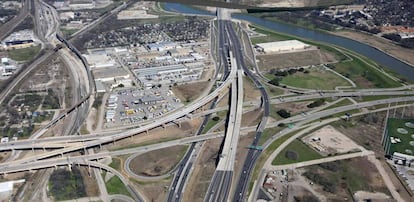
left=256, top=40, right=308, bottom=49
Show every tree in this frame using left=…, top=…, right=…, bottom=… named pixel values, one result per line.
left=268, top=78, right=280, bottom=86
left=277, top=109, right=291, bottom=118
left=212, top=116, right=220, bottom=121
left=307, top=98, right=325, bottom=108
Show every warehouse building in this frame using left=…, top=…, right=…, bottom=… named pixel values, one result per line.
left=2, top=30, right=36, bottom=50
left=255, top=40, right=311, bottom=53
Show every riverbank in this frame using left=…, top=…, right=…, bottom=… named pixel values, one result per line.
left=332, top=30, right=414, bottom=66
left=250, top=14, right=414, bottom=67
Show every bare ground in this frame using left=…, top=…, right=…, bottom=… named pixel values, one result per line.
left=332, top=106, right=414, bottom=201
left=243, top=77, right=261, bottom=102
left=299, top=157, right=390, bottom=201
left=172, top=81, right=210, bottom=103
left=106, top=118, right=201, bottom=150
left=334, top=30, right=414, bottom=66
left=133, top=178, right=172, bottom=202
left=128, top=145, right=188, bottom=176
left=79, top=167, right=99, bottom=197
left=241, top=108, right=263, bottom=127
left=257, top=49, right=335, bottom=71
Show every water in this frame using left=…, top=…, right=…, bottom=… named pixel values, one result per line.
left=163, top=3, right=414, bottom=81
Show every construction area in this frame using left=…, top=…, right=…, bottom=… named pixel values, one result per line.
left=302, top=125, right=362, bottom=156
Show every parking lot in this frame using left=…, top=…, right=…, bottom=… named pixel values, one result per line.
left=104, top=87, right=183, bottom=128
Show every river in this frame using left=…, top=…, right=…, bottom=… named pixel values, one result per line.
left=163, top=3, right=414, bottom=81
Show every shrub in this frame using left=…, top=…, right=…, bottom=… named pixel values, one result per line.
left=277, top=109, right=291, bottom=118
left=307, top=98, right=325, bottom=108
left=285, top=150, right=298, bottom=160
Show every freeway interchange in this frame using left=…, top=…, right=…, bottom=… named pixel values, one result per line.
left=0, top=1, right=414, bottom=202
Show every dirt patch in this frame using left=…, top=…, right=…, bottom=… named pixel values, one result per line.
left=107, top=118, right=201, bottom=150
left=273, top=101, right=313, bottom=115
left=134, top=178, right=171, bottom=202
left=300, top=157, right=390, bottom=201
left=241, top=108, right=263, bottom=127
left=334, top=30, right=414, bottom=66
left=302, top=125, right=362, bottom=155
left=257, top=49, right=332, bottom=71
left=353, top=76, right=375, bottom=89
left=243, top=77, right=261, bottom=102
left=333, top=112, right=387, bottom=154
left=183, top=138, right=223, bottom=201
left=79, top=167, right=99, bottom=197
left=172, top=81, right=209, bottom=103
left=129, top=145, right=188, bottom=176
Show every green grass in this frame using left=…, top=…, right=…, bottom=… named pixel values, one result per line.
left=280, top=67, right=350, bottom=90
left=202, top=118, right=220, bottom=134
left=61, top=28, right=79, bottom=36
left=250, top=25, right=347, bottom=61
left=324, top=98, right=354, bottom=110
left=385, top=118, right=414, bottom=155
left=331, top=51, right=401, bottom=88
left=202, top=110, right=228, bottom=134
left=48, top=168, right=86, bottom=201
left=105, top=175, right=131, bottom=197
left=7, top=45, right=41, bottom=61
left=259, top=127, right=284, bottom=145
left=272, top=139, right=322, bottom=165
left=109, top=158, right=121, bottom=171
left=359, top=95, right=407, bottom=102
left=268, top=105, right=283, bottom=120
left=251, top=25, right=403, bottom=88
left=304, top=159, right=379, bottom=195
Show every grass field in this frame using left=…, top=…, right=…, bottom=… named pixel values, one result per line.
left=201, top=110, right=228, bottom=133
left=324, top=98, right=354, bottom=110
left=128, top=145, right=188, bottom=176
left=258, top=127, right=284, bottom=145
left=7, top=45, right=41, bottom=61
left=105, top=175, right=131, bottom=196
left=251, top=25, right=402, bottom=88
left=303, top=157, right=389, bottom=199
left=109, top=158, right=121, bottom=171
left=272, top=139, right=322, bottom=165
left=280, top=67, right=350, bottom=90
left=331, top=51, right=401, bottom=88
left=250, top=25, right=347, bottom=61
left=385, top=118, right=414, bottom=155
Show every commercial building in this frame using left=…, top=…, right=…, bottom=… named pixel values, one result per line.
left=255, top=40, right=311, bottom=53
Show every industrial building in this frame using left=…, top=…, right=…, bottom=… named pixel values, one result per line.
left=134, top=63, right=204, bottom=87
left=1, top=30, right=36, bottom=50
left=255, top=40, right=311, bottom=53
left=147, top=42, right=177, bottom=52
left=84, top=52, right=117, bottom=69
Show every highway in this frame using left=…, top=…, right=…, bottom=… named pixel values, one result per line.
left=229, top=19, right=271, bottom=200
left=0, top=0, right=31, bottom=40
left=166, top=9, right=234, bottom=200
